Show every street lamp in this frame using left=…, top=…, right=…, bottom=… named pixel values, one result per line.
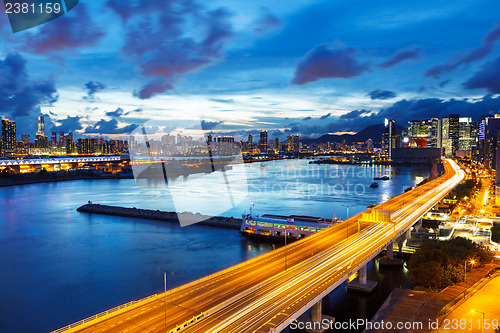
left=284, top=226, right=289, bottom=271
left=471, top=310, right=485, bottom=333
left=345, top=205, right=350, bottom=238
left=158, top=268, right=174, bottom=333
left=464, top=259, right=476, bottom=283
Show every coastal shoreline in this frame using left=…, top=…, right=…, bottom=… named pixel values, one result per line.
left=0, top=174, right=134, bottom=187
left=77, top=203, right=242, bottom=230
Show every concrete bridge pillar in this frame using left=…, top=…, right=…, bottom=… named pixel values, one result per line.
left=296, top=299, right=334, bottom=333
left=387, top=243, right=394, bottom=260
left=346, top=265, right=377, bottom=293
left=311, top=300, right=322, bottom=323
left=379, top=241, right=404, bottom=267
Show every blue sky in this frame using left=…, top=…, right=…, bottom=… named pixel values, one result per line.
left=1, top=0, right=500, bottom=140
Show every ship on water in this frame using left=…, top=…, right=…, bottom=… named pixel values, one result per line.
left=239, top=213, right=338, bottom=243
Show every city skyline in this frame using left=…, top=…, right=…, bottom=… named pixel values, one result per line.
left=0, top=1, right=500, bottom=141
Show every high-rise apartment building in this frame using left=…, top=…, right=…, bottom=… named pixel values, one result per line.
left=382, top=119, right=396, bottom=159
left=458, top=117, right=475, bottom=152
left=259, top=130, right=268, bottom=153
left=287, top=135, right=299, bottom=152
left=51, top=132, right=57, bottom=147
left=441, top=114, right=459, bottom=156
left=37, top=116, right=45, bottom=136
left=407, top=118, right=441, bottom=148
left=1, top=119, right=16, bottom=157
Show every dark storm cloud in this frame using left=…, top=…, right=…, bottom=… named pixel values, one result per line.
left=426, top=21, right=500, bottom=78
left=302, top=116, right=311, bottom=121
left=378, top=47, right=421, bottom=69
left=376, top=95, right=500, bottom=123
left=84, top=81, right=107, bottom=100
left=291, top=44, right=369, bottom=85
left=368, top=90, right=397, bottom=100
left=84, top=119, right=137, bottom=134
left=340, top=109, right=371, bottom=119
left=24, top=4, right=104, bottom=54
left=51, top=115, right=83, bottom=132
left=463, top=57, right=500, bottom=94
left=105, top=107, right=124, bottom=118
left=320, top=113, right=331, bottom=120
left=108, top=0, right=234, bottom=99
left=134, top=81, right=174, bottom=100
left=0, top=53, right=58, bottom=118
left=201, top=120, right=223, bottom=130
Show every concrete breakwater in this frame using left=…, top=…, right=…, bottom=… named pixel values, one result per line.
left=77, top=204, right=242, bottom=229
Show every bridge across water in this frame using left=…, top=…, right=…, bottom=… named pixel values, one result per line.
left=54, top=159, right=464, bottom=333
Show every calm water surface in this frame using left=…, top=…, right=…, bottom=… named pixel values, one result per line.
left=0, top=160, right=429, bottom=332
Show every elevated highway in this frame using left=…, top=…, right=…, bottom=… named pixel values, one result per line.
left=54, top=159, right=464, bottom=333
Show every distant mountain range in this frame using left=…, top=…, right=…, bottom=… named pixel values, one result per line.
left=302, top=124, right=406, bottom=145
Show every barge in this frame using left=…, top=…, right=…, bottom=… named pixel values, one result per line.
left=239, top=213, right=337, bottom=243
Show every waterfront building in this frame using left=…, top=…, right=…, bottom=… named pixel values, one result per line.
left=259, top=130, right=268, bottom=153
left=51, top=132, right=57, bottom=147
left=37, top=116, right=45, bottom=136
left=382, top=119, right=396, bottom=159
left=59, top=132, right=65, bottom=147
left=1, top=119, right=16, bottom=157
left=407, top=118, right=441, bottom=149
left=287, top=135, right=299, bottom=152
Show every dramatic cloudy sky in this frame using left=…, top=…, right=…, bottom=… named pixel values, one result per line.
left=1, top=0, right=500, bottom=140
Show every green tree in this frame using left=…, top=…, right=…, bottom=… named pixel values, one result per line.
left=408, top=237, right=493, bottom=290
left=492, top=225, right=500, bottom=243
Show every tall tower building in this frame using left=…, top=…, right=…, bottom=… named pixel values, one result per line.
left=382, top=119, right=395, bottom=159
left=37, top=116, right=45, bottom=136
left=2, top=119, right=16, bottom=157
left=259, top=130, right=268, bottom=153
left=458, top=117, right=475, bottom=152
left=441, top=114, right=459, bottom=156
left=287, top=135, right=299, bottom=152
left=51, top=132, right=57, bottom=147
left=59, top=132, right=65, bottom=146
left=248, top=134, right=252, bottom=146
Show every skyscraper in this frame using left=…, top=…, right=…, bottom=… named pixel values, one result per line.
left=441, top=114, right=459, bottom=156
left=37, top=116, right=45, bottom=136
left=382, top=119, right=395, bottom=159
left=407, top=118, right=441, bottom=148
left=59, top=132, right=65, bottom=147
left=458, top=117, right=475, bottom=152
left=248, top=134, right=252, bottom=146
left=287, top=135, right=299, bottom=152
left=51, top=132, right=57, bottom=147
left=1, top=119, right=16, bottom=157
left=259, top=130, right=268, bottom=153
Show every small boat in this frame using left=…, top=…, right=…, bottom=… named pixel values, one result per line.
left=374, top=176, right=390, bottom=181
left=370, top=182, right=379, bottom=188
